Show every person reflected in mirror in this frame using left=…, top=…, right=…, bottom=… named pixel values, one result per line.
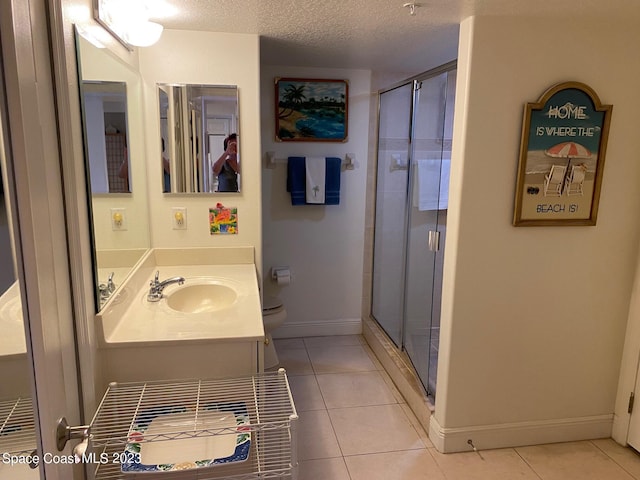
left=213, top=133, right=239, bottom=192
left=162, top=138, right=171, bottom=193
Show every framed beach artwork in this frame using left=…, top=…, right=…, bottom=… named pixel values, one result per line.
left=513, top=82, right=612, bottom=226
left=275, top=78, right=348, bottom=142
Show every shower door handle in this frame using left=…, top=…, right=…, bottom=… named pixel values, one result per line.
left=428, top=230, right=440, bottom=252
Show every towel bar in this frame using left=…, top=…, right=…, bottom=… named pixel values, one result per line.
left=266, top=152, right=355, bottom=170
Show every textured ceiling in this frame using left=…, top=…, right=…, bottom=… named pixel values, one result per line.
left=149, top=0, right=640, bottom=73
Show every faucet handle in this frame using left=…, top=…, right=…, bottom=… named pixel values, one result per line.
left=150, top=271, right=160, bottom=288
left=107, top=272, right=116, bottom=293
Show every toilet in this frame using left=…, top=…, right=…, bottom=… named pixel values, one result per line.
left=262, top=296, right=287, bottom=369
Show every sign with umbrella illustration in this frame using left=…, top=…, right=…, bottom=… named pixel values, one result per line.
left=545, top=141, right=591, bottom=161
left=513, top=82, right=612, bottom=226
left=544, top=141, right=592, bottom=193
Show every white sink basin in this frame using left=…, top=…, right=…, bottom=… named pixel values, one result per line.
left=165, top=283, right=238, bottom=313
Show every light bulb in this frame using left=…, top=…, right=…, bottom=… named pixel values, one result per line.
left=123, top=21, right=164, bottom=47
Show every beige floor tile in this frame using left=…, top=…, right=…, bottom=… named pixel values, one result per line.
left=288, top=374, right=326, bottom=411
left=298, top=410, right=343, bottom=461
left=316, top=371, right=399, bottom=409
left=298, top=457, right=351, bottom=480
left=398, top=403, right=434, bottom=448
left=274, top=337, right=306, bottom=350
left=307, top=345, right=377, bottom=374
left=345, top=450, right=447, bottom=480
left=377, top=368, right=410, bottom=404
left=516, top=441, right=635, bottom=480
left=429, top=447, right=540, bottom=480
left=328, top=404, right=425, bottom=456
left=304, top=335, right=364, bottom=349
left=277, top=346, right=314, bottom=375
left=361, top=342, right=384, bottom=370
left=592, top=438, right=640, bottom=478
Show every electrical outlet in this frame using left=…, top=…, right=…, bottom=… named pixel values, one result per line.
left=172, top=207, right=187, bottom=229
left=111, top=208, right=127, bottom=231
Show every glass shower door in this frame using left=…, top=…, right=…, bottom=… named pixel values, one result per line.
left=403, top=70, right=455, bottom=398
left=371, top=83, right=413, bottom=346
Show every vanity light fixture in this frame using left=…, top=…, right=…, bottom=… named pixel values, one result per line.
left=123, top=21, right=164, bottom=47
left=403, top=2, right=422, bottom=16
left=94, top=0, right=164, bottom=49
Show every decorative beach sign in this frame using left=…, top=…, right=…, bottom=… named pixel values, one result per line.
left=513, top=82, right=612, bottom=226
left=275, top=78, right=348, bottom=142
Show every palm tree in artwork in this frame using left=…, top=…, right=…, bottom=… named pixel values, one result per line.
left=279, top=84, right=307, bottom=118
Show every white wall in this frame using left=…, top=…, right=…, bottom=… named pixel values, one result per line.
left=430, top=15, right=640, bottom=452
left=261, top=65, right=371, bottom=336
left=139, top=30, right=263, bottom=274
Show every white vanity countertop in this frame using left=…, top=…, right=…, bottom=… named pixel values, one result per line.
left=100, top=264, right=264, bottom=347
left=0, top=282, right=26, bottom=357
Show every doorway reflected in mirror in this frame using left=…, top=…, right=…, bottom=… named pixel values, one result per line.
left=158, top=84, right=240, bottom=194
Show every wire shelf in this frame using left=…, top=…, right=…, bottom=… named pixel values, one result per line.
left=0, top=397, right=36, bottom=456
left=90, top=370, right=298, bottom=480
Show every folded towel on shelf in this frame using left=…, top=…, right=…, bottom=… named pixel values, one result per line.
left=287, top=156, right=342, bottom=205
left=415, top=158, right=450, bottom=211
left=305, top=157, right=326, bottom=204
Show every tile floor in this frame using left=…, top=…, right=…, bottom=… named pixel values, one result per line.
left=274, top=334, right=640, bottom=480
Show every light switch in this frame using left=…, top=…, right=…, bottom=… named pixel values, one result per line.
left=111, top=208, right=127, bottom=231
left=172, top=207, right=187, bottom=229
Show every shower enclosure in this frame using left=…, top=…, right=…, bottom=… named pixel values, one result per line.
left=371, top=63, right=456, bottom=400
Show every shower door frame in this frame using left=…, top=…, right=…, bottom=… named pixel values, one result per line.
left=370, top=61, right=456, bottom=400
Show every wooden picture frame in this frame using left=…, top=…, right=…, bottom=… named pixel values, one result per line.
left=513, top=82, right=612, bottom=226
left=275, top=78, right=348, bottom=142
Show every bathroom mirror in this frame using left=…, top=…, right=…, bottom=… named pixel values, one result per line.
left=81, top=80, right=130, bottom=194
left=76, top=29, right=151, bottom=312
left=158, top=83, right=240, bottom=193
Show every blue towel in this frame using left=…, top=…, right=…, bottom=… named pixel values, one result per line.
left=287, top=157, right=306, bottom=205
left=287, top=156, right=341, bottom=205
left=325, top=157, right=341, bottom=205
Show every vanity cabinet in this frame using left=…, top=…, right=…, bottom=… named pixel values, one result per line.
left=97, top=248, right=266, bottom=383
left=89, top=370, right=298, bottom=479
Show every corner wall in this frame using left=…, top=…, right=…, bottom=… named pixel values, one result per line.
left=139, top=30, right=263, bottom=275
left=431, top=15, right=640, bottom=452
left=261, top=65, right=371, bottom=336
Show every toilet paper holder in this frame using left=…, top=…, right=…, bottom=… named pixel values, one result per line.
left=271, top=267, right=291, bottom=282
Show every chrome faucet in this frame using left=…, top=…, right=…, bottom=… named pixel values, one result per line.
left=147, top=271, right=185, bottom=302
left=98, top=272, right=116, bottom=307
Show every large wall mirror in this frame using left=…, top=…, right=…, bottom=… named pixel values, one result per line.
left=75, top=29, right=151, bottom=312
left=158, top=84, right=240, bottom=194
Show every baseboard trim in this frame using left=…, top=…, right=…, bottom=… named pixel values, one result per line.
left=429, top=413, right=613, bottom=453
left=272, top=318, right=362, bottom=338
